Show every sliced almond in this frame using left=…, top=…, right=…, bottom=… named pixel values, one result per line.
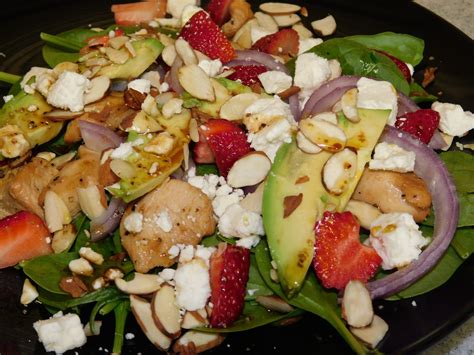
left=227, top=152, right=272, bottom=188
left=341, top=88, right=359, bottom=122
left=162, top=98, right=184, bottom=119
left=128, top=111, right=163, bottom=133
left=155, top=18, right=181, bottom=28
left=50, top=151, right=76, bottom=168
left=239, top=182, right=265, bottom=214
left=115, top=273, right=163, bottom=294
left=173, top=331, right=225, bottom=353
left=344, top=200, right=381, bottom=230
left=178, top=64, right=215, bottom=102
left=130, top=295, right=172, bottom=350
left=292, top=23, right=313, bottom=39
left=299, top=118, right=346, bottom=152
left=109, top=159, right=137, bottom=179
left=254, top=12, right=279, bottom=33
left=155, top=92, right=177, bottom=106
left=52, top=224, right=77, bottom=253
left=84, top=76, right=111, bottom=105
left=328, top=59, right=342, bottom=80
left=77, top=185, right=106, bottom=219
left=152, top=284, right=182, bottom=338
left=273, top=13, right=301, bottom=27
left=260, top=2, right=301, bottom=15
left=219, top=92, right=260, bottom=121
left=180, top=4, right=202, bottom=27
left=175, top=38, right=198, bottom=66
left=255, top=295, right=294, bottom=313
left=296, top=131, right=322, bottom=154
left=194, top=50, right=211, bottom=63
left=233, top=18, right=258, bottom=49
left=181, top=309, right=209, bottom=329
left=311, top=15, right=337, bottom=36
left=322, top=148, right=357, bottom=195
left=162, top=45, right=178, bottom=67
left=44, top=190, right=71, bottom=233
left=342, top=280, right=374, bottom=328
left=312, top=111, right=338, bottom=125
left=189, top=119, right=199, bottom=142
left=108, top=36, right=129, bottom=50
left=53, top=61, right=79, bottom=75
left=44, top=110, right=84, bottom=121
left=105, top=47, right=130, bottom=64
left=21, top=278, right=39, bottom=305
left=350, top=315, right=389, bottom=349
left=440, top=132, right=454, bottom=151
left=104, top=268, right=125, bottom=281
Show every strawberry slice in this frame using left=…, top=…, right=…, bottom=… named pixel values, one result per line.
left=227, top=65, right=267, bottom=86
left=111, top=0, right=167, bottom=26
left=313, top=211, right=382, bottom=290
left=199, top=119, right=252, bottom=177
left=395, top=109, right=440, bottom=144
left=378, top=51, right=412, bottom=82
left=209, top=243, right=250, bottom=328
left=179, top=11, right=235, bottom=63
left=193, top=141, right=215, bottom=164
left=0, top=211, right=52, bottom=269
left=206, top=0, right=233, bottom=26
left=252, top=29, right=299, bottom=57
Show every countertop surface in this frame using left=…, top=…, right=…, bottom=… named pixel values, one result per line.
left=413, top=2, right=473, bottom=354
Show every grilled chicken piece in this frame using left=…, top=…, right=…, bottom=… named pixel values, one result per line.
left=353, top=169, right=432, bottom=222
left=8, top=157, right=60, bottom=218
left=0, top=170, right=23, bottom=219
left=47, top=146, right=101, bottom=216
left=121, top=179, right=216, bottom=273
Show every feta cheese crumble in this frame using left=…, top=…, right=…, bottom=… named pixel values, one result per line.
left=294, top=53, right=331, bottom=97
left=298, top=38, right=323, bottom=55
left=47, top=71, right=90, bottom=112
left=356, top=77, right=398, bottom=125
left=258, top=71, right=293, bottom=94
left=198, top=59, right=223, bottom=77
left=431, top=101, right=474, bottom=137
left=155, top=210, right=173, bottom=232
left=369, top=142, right=416, bottom=172
left=369, top=213, right=429, bottom=270
left=218, top=204, right=264, bottom=239
left=244, top=95, right=295, bottom=133
left=174, top=259, right=211, bottom=311
left=247, top=117, right=293, bottom=162
left=123, top=211, right=144, bottom=233
left=33, top=312, right=87, bottom=354
left=127, top=78, right=151, bottom=94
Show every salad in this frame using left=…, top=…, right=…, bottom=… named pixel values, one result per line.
left=0, top=0, right=473, bottom=354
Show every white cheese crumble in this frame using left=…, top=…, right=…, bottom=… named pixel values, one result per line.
left=110, top=142, right=134, bottom=160
left=174, top=259, right=211, bottom=311
left=167, top=0, right=198, bottom=19
left=369, top=142, right=416, bottom=173
left=294, top=52, right=331, bottom=98
left=212, top=190, right=244, bottom=218
left=236, top=235, right=261, bottom=249
left=356, top=77, right=398, bottom=125
left=159, top=82, right=170, bottom=93
left=127, top=78, right=151, bottom=94
left=298, top=38, right=323, bottom=55
left=47, top=71, right=90, bottom=112
left=431, top=101, right=474, bottom=137
left=3, top=94, right=13, bottom=103
left=258, top=71, right=293, bottom=94
left=250, top=26, right=274, bottom=44
left=123, top=211, right=144, bottom=233
left=218, top=204, right=264, bottom=239
left=155, top=210, right=173, bottom=232
left=369, top=213, right=429, bottom=270
left=159, top=268, right=176, bottom=281
left=33, top=312, right=87, bottom=354
left=244, top=95, right=295, bottom=133
left=247, top=117, right=293, bottom=162
left=198, top=59, right=223, bottom=77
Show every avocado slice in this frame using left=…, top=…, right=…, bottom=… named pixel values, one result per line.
left=0, top=90, right=63, bottom=149
left=98, top=38, right=164, bottom=79
left=263, top=108, right=390, bottom=297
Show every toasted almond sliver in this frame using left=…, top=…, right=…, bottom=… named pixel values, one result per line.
left=260, top=2, right=301, bottom=15
left=175, top=38, right=198, bottom=66
left=227, top=151, right=272, bottom=188
left=323, top=148, right=357, bottom=195
left=77, top=185, right=107, bottom=219
left=162, top=45, right=177, bottom=67
left=84, top=75, right=111, bottom=105
left=219, top=92, right=260, bottom=121
left=109, top=159, right=137, bottom=179
left=108, top=36, right=129, bottom=49
left=273, top=13, right=301, bottom=27
left=342, top=280, right=374, bottom=328
left=254, top=12, right=279, bottom=33
left=299, top=118, right=346, bottom=152
left=292, top=23, right=313, bottom=39
left=350, top=315, right=389, bottom=349
left=311, top=15, right=337, bottom=36
left=341, top=88, right=359, bottom=122
left=178, top=64, right=215, bottom=102
left=105, top=47, right=130, bottom=64
left=44, top=190, right=71, bottom=233
left=189, top=119, right=200, bottom=142
left=116, top=273, right=163, bottom=294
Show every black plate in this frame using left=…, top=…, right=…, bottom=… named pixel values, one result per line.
left=0, top=1, right=473, bottom=354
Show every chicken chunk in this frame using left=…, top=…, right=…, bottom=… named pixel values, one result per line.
left=47, top=146, right=101, bottom=216
left=353, top=169, right=432, bottom=222
left=120, top=179, right=216, bottom=273
left=7, top=158, right=60, bottom=218
left=0, top=169, right=23, bottom=219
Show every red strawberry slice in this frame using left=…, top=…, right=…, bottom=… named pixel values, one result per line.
left=209, top=243, right=250, bottom=328
left=227, top=65, right=267, bottom=86
left=378, top=51, right=412, bottom=82
left=199, top=119, right=252, bottom=177
left=0, top=211, right=52, bottom=269
left=179, top=11, right=235, bottom=63
left=313, top=211, right=382, bottom=290
left=193, top=140, right=215, bottom=164
left=206, top=0, right=233, bottom=26
left=395, top=109, right=440, bottom=144
left=252, top=29, right=299, bottom=57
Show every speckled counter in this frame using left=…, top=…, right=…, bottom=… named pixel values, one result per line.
left=414, top=1, right=474, bottom=353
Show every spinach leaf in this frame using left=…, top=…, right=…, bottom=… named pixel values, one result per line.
left=246, top=255, right=274, bottom=300
left=73, top=214, right=90, bottom=252
left=409, top=82, right=438, bottom=103
left=201, top=232, right=236, bottom=247
left=301, top=38, right=410, bottom=95
left=438, top=151, right=474, bottom=194
left=255, top=241, right=367, bottom=354
left=346, top=32, right=424, bottom=66
left=198, top=301, right=304, bottom=333
left=23, top=253, right=77, bottom=294
left=451, top=228, right=474, bottom=259
left=40, top=32, right=83, bottom=52
left=196, top=164, right=219, bottom=176
left=424, top=193, right=474, bottom=228
left=113, top=300, right=130, bottom=354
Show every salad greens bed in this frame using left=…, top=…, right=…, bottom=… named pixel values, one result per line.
left=0, top=10, right=473, bottom=355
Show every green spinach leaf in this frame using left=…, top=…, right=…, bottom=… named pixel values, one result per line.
left=113, top=300, right=130, bottom=354
left=246, top=255, right=274, bottom=300
left=346, top=32, right=424, bottom=66
left=424, top=193, right=474, bottom=228
left=451, top=228, right=474, bottom=259
left=439, top=151, right=474, bottom=194
left=196, top=164, right=219, bottom=176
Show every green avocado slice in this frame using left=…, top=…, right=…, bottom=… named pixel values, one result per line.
left=263, top=108, right=390, bottom=297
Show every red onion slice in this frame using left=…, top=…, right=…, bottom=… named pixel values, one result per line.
left=225, top=59, right=263, bottom=68
left=90, top=198, right=127, bottom=241
left=367, top=126, right=459, bottom=299
left=301, top=76, right=360, bottom=119
left=288, top=93, right=301, bottom=121
left=234, top=50, right=289, bottom=74
left=78, top=120, right=124, bottom=152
